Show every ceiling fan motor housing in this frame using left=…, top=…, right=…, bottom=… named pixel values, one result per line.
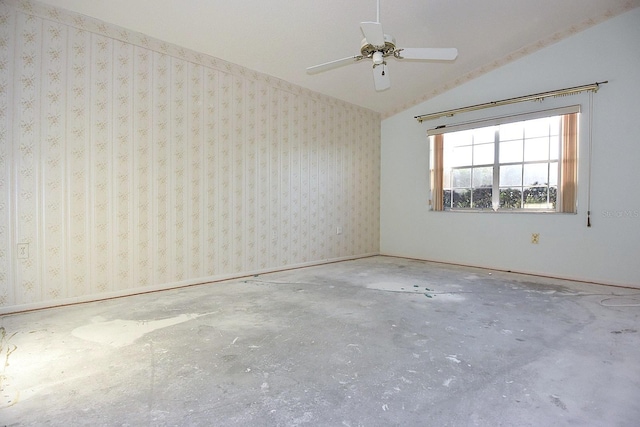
left=360, top=34, right=396, bottom=59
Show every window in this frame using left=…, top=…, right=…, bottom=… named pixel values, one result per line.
left=430, top=107, right=578, bottom=213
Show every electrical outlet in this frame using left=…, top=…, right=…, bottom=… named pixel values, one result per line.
left=336, top=227, right=343, bottom=235
left=17, top=242, right=29, bottom=259
left=531, top=233, right=540, bottom=244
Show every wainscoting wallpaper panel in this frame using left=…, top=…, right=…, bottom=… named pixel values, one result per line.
left=0, top=0, right=381, bottom=312
left=0, top=4, right=12, bottom=307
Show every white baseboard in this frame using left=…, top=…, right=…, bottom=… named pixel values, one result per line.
left=0, top=253, right=380, bottom=316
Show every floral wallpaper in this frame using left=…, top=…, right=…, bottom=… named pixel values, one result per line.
left=0, top=0, right=381, bottom=312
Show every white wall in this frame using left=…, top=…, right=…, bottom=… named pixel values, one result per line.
left=381, top=8, right=640, bottom=287
left=0, top=1, right=380, bottom=313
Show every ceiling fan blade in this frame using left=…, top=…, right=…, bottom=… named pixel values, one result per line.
left=360, top=21, right=385, bottom=48
left=373, top=65, right=390, bottom=91
left=306, top=55, right=363, bottom=74
left=396, top=48, right=458, bottom=61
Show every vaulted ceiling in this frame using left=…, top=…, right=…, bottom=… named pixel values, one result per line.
left=38, top=0, right=640, bottom=116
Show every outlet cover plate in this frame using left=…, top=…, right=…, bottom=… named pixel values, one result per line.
left=17, top=242, right=29, bottom=259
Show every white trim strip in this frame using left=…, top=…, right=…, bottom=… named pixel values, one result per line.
left=427, top=105, right=581, bottom=136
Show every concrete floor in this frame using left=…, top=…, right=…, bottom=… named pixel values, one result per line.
left=1, top=256, right=639, bottom=426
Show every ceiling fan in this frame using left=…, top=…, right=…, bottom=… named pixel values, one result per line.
left=306, top=0, right=458, bottom=91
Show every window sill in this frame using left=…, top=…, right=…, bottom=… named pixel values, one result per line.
left=435, top=209, right=576, bottom=215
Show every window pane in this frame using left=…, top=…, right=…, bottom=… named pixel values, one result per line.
left=549, top=186, right=557, bottom=208
left=473, top=126, right=497, bottom=144
left=444, top=189, right=452, bottom=208
left=524, top=185, right=549, bottom=208
left=474, top=143, right=494, bottom=165
left=472, top=187, right=493, bottom=208
left=500, top=140, right=523, bottom=163
left=524, top=137, right=550, bottom=162
left=500, top=164, right=522, bottom=186
left=452, top=168, right=471, bottom=187
left=451, top=145, right=472, bottom=167
left=443, top=168, right=452, bottom=188
left=549, top=136, right=559, bottom=160
left=523, top=163, right=548, bottom=186
left=549, top=162, right=558, bottom=186
left=447, top=129, right=473, bottom=147
left=499, top=188, right=522, bottom=209
left=473, top=167, right=493, bottom=187
left=453, top=189, right=471, bottom=208
left=548, top=116, right=561, bottom=136
left=524, top=117, right=551, bottom=138
left=499, top=122, right=523, bottom=142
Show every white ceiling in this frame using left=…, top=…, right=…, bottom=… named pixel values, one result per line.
left=38, top=0, right=639, bottom=116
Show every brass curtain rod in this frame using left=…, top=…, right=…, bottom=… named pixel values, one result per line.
left=415, top=81, right=608, bottom=123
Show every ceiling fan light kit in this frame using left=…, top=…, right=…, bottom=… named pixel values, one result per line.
left=372, top=51, right=384, bottom=65
left=306, top=0, right=458, bottom=92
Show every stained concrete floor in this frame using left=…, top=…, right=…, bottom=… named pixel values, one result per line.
left=1, top=256, right=639, bottom=426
